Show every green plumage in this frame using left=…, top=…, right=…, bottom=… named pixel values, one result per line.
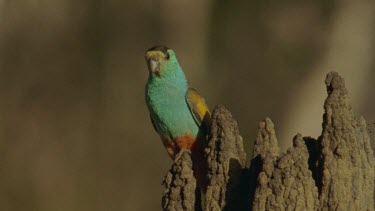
left=145, top=46, right=210, bottom=189
left=145, top=48, right=199, bottom=142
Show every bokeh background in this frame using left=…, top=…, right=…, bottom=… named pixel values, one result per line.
left=1, top=0, right=374, bottom=210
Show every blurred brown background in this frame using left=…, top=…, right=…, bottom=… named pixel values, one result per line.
left=0, top=0, right=374, bottom=210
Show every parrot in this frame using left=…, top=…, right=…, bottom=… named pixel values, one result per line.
left=144, top=45, right=211, bottom=187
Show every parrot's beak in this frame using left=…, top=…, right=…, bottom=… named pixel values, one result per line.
left=146, top=51, right=163, bottom=76
left=148, top=59, right=160, bottom=75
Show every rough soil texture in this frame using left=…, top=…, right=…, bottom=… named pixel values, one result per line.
left=162, top=72, right=374, bottom=211
left=251, top=120, right=319, bottom=210
left=162, top=149, right=196, bottom=211
left=318, top=72, right=374, bottom=210
left=204, top=105, right=247, bottom=211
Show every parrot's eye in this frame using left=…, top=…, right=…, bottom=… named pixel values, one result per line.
left=165, top=52, right=170, bottom=60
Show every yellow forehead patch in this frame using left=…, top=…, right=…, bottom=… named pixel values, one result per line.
left=145, top=51, right=165, bottom=61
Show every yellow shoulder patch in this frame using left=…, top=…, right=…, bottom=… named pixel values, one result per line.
left=186, top=88, right=211, bottom=127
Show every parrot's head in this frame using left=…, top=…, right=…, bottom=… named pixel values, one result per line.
left=145, top=45, right=180, bottom=77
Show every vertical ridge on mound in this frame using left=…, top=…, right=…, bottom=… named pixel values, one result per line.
left=319, top=72, right=375, bottom=210
left=251, top=119, right=319, bottom=210
left=204, top=105, right=247, bottom=211
left=162, top=149, right=196, bottom=211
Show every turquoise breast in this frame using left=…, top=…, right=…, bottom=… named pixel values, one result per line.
left=146, top=77, right=199, bottom=140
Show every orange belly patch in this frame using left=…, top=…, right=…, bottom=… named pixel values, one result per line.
left=162, top=133, right=198, bottom=159
left=175, top=134, right=197, bottom=150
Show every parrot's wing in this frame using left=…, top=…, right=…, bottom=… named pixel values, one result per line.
left=149, top=115, right=158, bottom=132
left=185, top=88, right=211, bottom=129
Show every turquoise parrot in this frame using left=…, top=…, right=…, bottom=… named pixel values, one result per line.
left=144, top=45, right=210, bottom=187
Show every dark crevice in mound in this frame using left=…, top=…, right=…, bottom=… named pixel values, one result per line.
left=304, top=136, right=323, bottom=195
